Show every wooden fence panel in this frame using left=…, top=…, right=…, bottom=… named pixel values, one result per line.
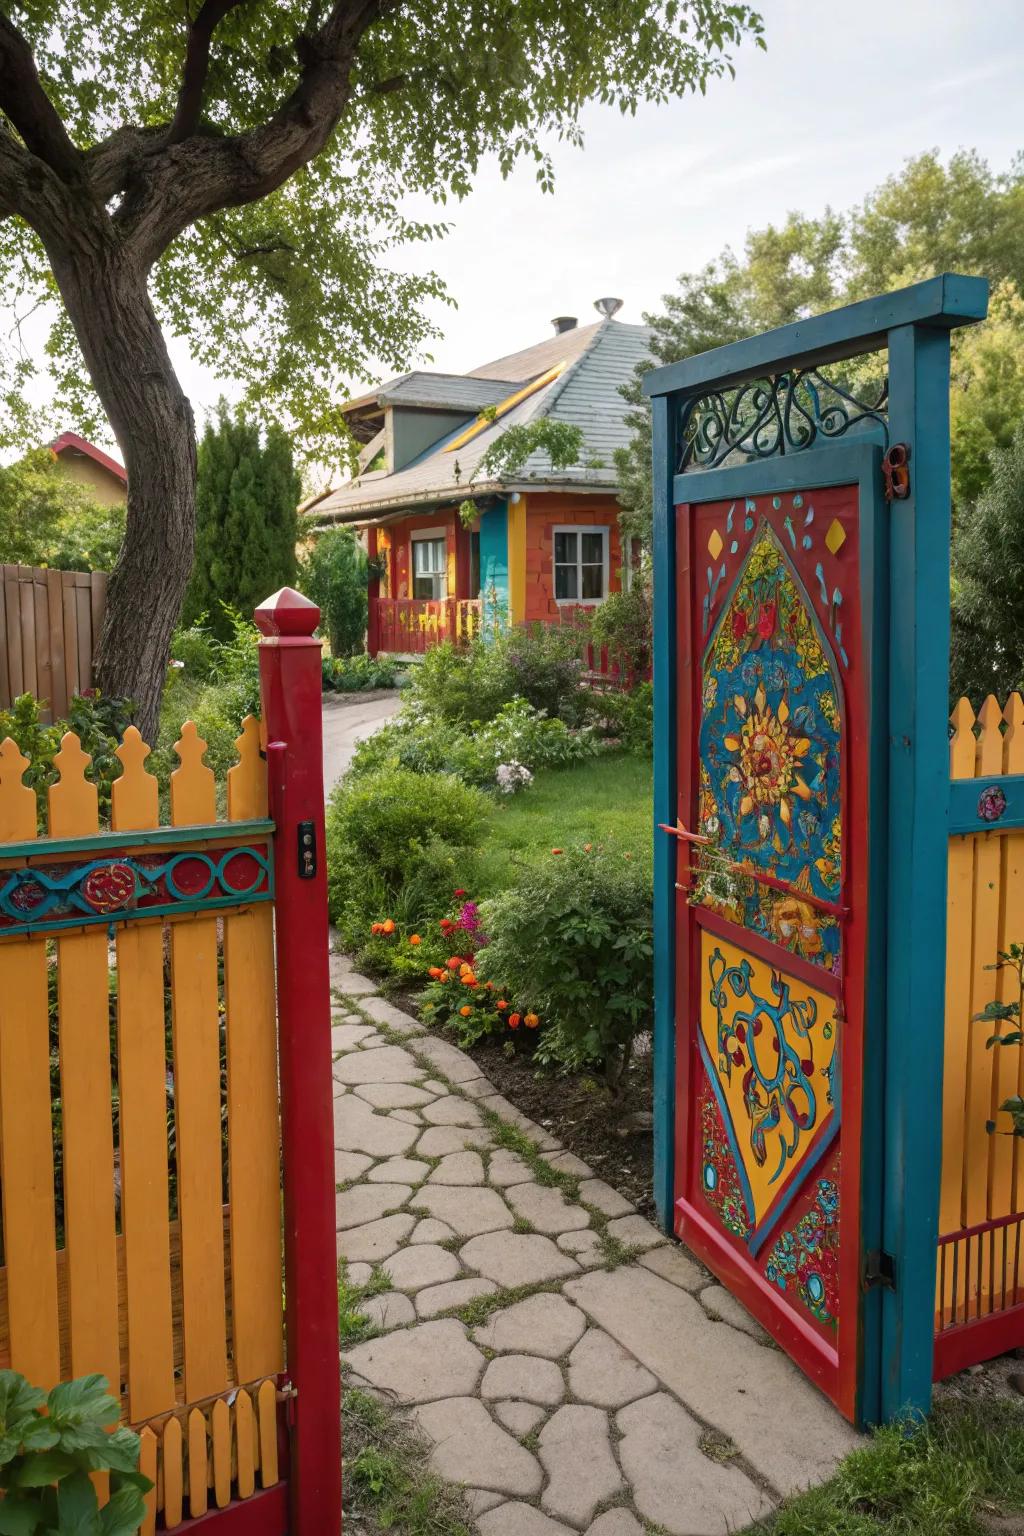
left=0, top=563, right=106, bottom=717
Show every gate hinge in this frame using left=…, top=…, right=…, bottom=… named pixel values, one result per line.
left=862, top=1249, right=896, bottom=1291
left=882, top=442, right=911, bottom=502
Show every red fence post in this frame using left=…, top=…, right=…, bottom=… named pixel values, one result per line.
left=255, top=587, right=341, bottom=1536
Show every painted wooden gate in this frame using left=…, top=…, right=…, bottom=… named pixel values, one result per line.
left=0, top=588, right=341, bottom=1533
left=646, top=275, right=990, bottom=1426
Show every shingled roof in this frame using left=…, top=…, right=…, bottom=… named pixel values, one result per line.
left=312, top=315, right=652, bottom=524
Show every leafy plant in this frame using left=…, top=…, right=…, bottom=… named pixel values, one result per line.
left=0, top=693, right=135, bottom=827
left=0, top=1371, right=151, bottom=1535
left=588, top=581, right=652, bottom=679
left=476, top=843, right=653, bottom=1088
left=321, top=653, right=399, bottom=692
left=458, top=422, right=585, bottom=525
left=300, top=528, right=369, bottom=658
left=982, top=942, right=1024, bottom=1137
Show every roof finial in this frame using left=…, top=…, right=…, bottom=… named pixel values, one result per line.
left=594, top=297, right=623, bottom=319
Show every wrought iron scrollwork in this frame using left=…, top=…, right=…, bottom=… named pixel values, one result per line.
left=678, top=368, right=889, bottom=472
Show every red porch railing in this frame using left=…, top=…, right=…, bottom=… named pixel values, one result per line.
left=374, top=597, right=481, bottom=654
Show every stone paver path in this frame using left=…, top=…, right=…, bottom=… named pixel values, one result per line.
left=331, top=948, right=861, bottom=1536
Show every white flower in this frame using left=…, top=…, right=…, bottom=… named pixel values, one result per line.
left=496, top=761, right=533, bottom=795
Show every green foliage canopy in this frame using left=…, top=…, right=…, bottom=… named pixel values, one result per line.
left=182, top=403, right=301, bottom=636
left=616, top=149, right=1024, bottom=542
left=0, top=449, right=124, bottom=570
left=950, top=425, right=1024, bottom=704
left=299, top=526, right=368, bottom=656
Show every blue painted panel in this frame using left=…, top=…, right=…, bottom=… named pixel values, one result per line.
left=949, top=774, right=1024, bottom=834
left=479, top=500, right=509, bottom=630
left=644, top=274, right=989, bottom=399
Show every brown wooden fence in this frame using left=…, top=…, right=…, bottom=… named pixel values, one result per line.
left=0, top=563, right=107, bottom=718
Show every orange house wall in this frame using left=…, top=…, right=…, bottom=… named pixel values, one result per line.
left=523, top=495, right=624, bottom=623
left=388, top=509, right=458, bottom=600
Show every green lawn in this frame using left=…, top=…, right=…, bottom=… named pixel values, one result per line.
left=476, top=750, right=653, bottom=889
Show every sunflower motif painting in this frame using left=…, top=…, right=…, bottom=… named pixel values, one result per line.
left=699, top=526, right=843, bottom=969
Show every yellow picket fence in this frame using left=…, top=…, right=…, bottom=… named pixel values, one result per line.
left=937, top=693, right=1024, bottom=1370
left=0, top=717, right=284, bottom=1529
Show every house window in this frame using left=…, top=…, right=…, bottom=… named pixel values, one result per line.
left=411, top=532, right=447, bottom=600
left=469, top=531, right=481, bottom=600
left=553, top=527, right=608, bottom=604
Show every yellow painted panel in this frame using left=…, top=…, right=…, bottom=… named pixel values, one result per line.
left=507, top=495, right=526, bottom=626
left=211, top=1398, right=231, bottom=1508
left=0, top=737, right=36, bottom=839
left=170, top=723, right=216, bottom=826
left=235, top=1389, right=256, bottom=1499
left=48, top=732, right=98, bottom=837
left=225, top=905, right=283, bottom=1383
left=112, top=727, right=159, bottom=830
left=227, top=717, right=267, bottom=821
left=257, top=1379, right=279, bottom=1487
left=162, top=1414, right=183, bottom=1529
left=966, top=698, right=1003, bottom=1229
left=1000, top=697, right=1024, bottom=1215
left=0, top=938, right=60, bottom=1389
left=58, top=928, right=121, bottom=1389
left=170, top=915, right=229, bottom=1402
left=699, top=929, right=838, bottom=1228
left=116, top=923, right=176, bottom=1420
left=942, top=700, right=978, bottom=1240
left=188, top=1408, right=208, bottom=1519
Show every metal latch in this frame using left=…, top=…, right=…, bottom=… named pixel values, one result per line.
left=862, top=1249, right=896, bottom=1291
left=297, top=820, right=316, bottom=879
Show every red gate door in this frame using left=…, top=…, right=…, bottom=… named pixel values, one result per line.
left=673, top=479, right=873, bottom=1421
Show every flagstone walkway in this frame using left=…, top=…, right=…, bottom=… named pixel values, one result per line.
left=331, top=948, right=861, bottom=1536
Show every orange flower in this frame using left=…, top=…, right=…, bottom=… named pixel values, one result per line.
left=382, top=918, right=395, bottom=934
left=496, top=999, right=508, bottom=1011
left=371, top=922, right=383, bottom=934
left=485, top=981, right=494, bottom=990
left=459, top=1005, right=473, bottom=1017
left=428, top=966, right=444, bottom=979
left=583, top=843, right=592, bottom=852
left=524, top=1013, right=540, bottom=1029
left=409, top=934, right=422, bottom=946
left=551, top=848, right=563, bottom=856
left=447, top=958, right=461, bottom=970
left=508, top=1012, right=522, bottom=1028
left=461, top=973, right=477, bottom=987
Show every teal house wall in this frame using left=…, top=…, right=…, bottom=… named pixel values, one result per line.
left=479, top=501, right=509, bottom=626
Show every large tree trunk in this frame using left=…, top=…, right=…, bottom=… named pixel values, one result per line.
left=46, top=235, right=196, bottom=743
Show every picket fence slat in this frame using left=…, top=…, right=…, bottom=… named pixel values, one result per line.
left=162, top=1414, right=183, bottom=1528
left=113, top=727, right=176, bottom=1422
left=235, top=1388, right=256, bottom=1500
left=138, top=1426, right=158, bottom=1536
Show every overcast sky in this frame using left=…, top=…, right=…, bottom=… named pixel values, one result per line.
left=19, top=0, right=1024, bottom=456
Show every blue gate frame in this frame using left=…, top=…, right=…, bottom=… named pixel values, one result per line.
left=646, top=274, right=989, bottom=1422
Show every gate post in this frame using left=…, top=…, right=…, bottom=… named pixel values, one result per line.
left=255, top=587, right=341, bottom=1536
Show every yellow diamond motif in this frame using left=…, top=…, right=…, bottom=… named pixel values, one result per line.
left=707, top=528, right=724, bottom=560
left=825, top=519, right=847, bottom=556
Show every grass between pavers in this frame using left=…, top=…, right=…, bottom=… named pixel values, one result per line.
left=745, top=1398, right=1024, bottom=1536
left=344, top=1387, right=475, bottom=1536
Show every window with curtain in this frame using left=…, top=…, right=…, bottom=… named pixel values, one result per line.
left=553, top=527, right=608, bottom=603
left=412, top=535, right=447, bottom=600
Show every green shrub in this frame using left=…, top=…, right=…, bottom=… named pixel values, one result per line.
left=588, top=581, right=652, bottom=678
left=403, top=641, right=512, bottom=726
left=169, top=623, right=219, bottom=682
left=299, top=526, right=368, bottom=656
left=596, top=682, right=653, bottom=756
left=0, top=1369, right=151, bottom=1534
left=498, top=619, right=593, bottom=726
left=349, top=697, right=597, bottom=790
left=0, top=692, right=135, bottom=827
left=476, top=844, right=653, bottom=1087
left=322, top=653, right=399, bottom=692
left=326, top=768, right=488, bottom=956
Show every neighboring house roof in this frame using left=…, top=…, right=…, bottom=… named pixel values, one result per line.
left=49, top=431, right=127, bottom=484
left=379, top=373, right=520, bottom=412
left=314, top=315, right=651, bottom=524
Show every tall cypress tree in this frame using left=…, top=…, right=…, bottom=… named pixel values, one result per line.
left=182, top=403, right=301, bottom=636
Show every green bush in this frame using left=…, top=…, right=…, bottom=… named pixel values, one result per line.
left=300, top=526, right=368, bottom=656
left=0, top=1369, right=151, bottom=1534
left=596, top=681, right=653, bottom=756
left=169, top=623, right=219, bottom=682
left=349, top=697, right=598, bottom=790
left=322, top=653, right=399, bottom=692
left=403, top=641, right=512, bottom=726
left=326, top=768, right=488, bottom=954
left=588, top=581, right=652, bottom=678
left=0, top=692, right=135, bottom=827
left=476, top=844, right=653, bottom=1087
left=498, top=619, right=593, bottom=726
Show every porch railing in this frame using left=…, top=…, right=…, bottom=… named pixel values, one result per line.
left=374, top=597, right=482, bottom=654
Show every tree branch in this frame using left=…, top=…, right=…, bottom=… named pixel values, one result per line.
left=0, top=9, right=81, bottom=181
left=167, top=0, right=253, bottom=145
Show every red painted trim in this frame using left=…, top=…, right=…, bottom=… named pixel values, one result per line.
left=696, top=907, right=845, bottom=1002
left=934, top=1305, right=1024, bottom=1380
left=256, top=589, right=341, bottom=1536
left=48, top=430, right=127, bottom=483
left=180, top=1482, right=289, bottom=1533
left=366, top=526, right=381, bottom=657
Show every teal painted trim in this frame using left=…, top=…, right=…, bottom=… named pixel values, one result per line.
left=673, top=441, right=881, bottom=509
left=880, top=323, right=953, bottom=1421
left=651, top=393, right=678, bottom=1234
left=0, top=889, right=274, bottom=941
left=479, top=499, right=509, bottom=634
left=949, top=775, right=1024, bottom=834
left=0, top=819, right=275, bottom=864
left=644, top=274, right=989, bottom=399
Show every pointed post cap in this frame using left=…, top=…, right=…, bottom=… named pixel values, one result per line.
left=254, top=587, right=321, bottom=637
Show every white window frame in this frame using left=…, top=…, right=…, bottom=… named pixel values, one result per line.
left=552, top=524, right=609, bottom=606
left=410, top=527, right=448, bottom=601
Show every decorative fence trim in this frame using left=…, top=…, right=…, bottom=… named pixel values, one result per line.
left=0, top=817, right=275, bottom=863
left=0, top=562, right=107, bottom=718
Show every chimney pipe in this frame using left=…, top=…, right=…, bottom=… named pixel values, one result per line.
left=551, top=316, right=577, bottom=335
